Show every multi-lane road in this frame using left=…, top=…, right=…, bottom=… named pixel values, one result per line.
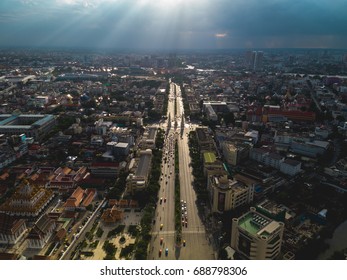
left=148, top=82, right=215, bottom=260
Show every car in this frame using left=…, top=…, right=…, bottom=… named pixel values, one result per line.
left=159, top=249, right=162, bottom=257
left=165, top=248, right=169, bottom=256
left=164, top=197, right=167, bottom=203
left=160, top=237, right=163, bottom=245
left=160, top=223, right=163, bottom=230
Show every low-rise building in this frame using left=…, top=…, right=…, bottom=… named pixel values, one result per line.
left=250, top=147, right=301, bottom=176
left=290, top=140, right=329, bottom=158
left=0, top=114, right=56, bottom=140
left=27, top=214, right=56, bottom=249
left=141, top=127, right=157, bottom=149
left=63, top=187, right=96, bottom=211
left=101, top=206, right=124, bottom=226
left=89, top=162, right=120, bottom=178
left=0, top=213, right=27, bottom=245
left=280, top=159, right=302, bottom=176
left=47, top=166, right=87, bottom=192
left=0, top=180, right=54, bottom=217
left=264, top=153, right=284, bottom=170
left=249, top=148, right=269, bottom=163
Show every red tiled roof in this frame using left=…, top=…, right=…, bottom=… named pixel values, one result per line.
left=129, top=200, right=138, bottom=208
left=81, top=189, right=96, bottom=207
left=119, top=199, right=128, bottom=207
left=108, top=199, right=118, bottom=206
left=0, top=172, right=9, bottom=180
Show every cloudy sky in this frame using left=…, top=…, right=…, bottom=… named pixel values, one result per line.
left=0, top=0, right=347, bottom=50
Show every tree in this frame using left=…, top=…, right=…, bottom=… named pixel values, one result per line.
left=86, top=204, right=93, bottom=212
left=223, top=112, right=235, bottom=125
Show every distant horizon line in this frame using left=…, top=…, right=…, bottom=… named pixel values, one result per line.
left=1, top=46, right=347, bottom=54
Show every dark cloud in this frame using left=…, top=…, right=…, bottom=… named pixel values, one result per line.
left=0, top=0, right=346, bottom=49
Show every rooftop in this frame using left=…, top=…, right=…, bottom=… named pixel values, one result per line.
left=237, top=210, right=282, bottom=238
left=147, top=127, right=157, bottom=140
left=203, top=152, right=217, bottom=164
left=135, top=152, right=152, bottom=177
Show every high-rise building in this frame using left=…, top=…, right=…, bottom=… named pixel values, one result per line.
left=245, top=51, right=264, bottom=71
left=231, top=207, right=284, bottom=259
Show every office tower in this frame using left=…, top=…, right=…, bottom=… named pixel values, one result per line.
left=245, top=51, right=264, bottom=71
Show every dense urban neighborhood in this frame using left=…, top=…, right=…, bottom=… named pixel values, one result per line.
left=0, top=48, right=347, bottom=260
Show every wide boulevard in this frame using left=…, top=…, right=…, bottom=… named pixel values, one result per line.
left=148, top=82, right=215, bottom=260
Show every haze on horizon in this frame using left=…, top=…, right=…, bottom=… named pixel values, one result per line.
left=1, top=0, right=347, bottom=50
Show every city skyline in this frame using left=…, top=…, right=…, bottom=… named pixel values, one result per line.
left=1, top=0, right=347, bottom=50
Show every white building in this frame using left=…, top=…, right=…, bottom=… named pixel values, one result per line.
left=127, top=149, right=152, bottom=193
left=280, top=159, right=302, bottom=176
left=231, top=207, right=284, bottom=259
left=250, top=148, right=301, bottom=176
left=264, top=153, right=284, bottom=169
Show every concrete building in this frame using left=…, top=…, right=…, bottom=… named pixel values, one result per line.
left=90, top=135, right=104, bottom=146
left=0, top=134, right=28, bottom=171
left=231, top=207, right=284, bottom=259
left=222, top=142, right=250, bottom=166
left=0, top=114, right=56, bottom=140
left=127, top=149, right=152, bottom=193
left=290, top=140, right=329, bottom=158
left=280, top=159, right=302, bottom=176
left=208, top=174, right=254, bottom=213
left=222, top=143, right=238, bottom=166
left=141, top=127, right=157, bottom=149
left=107, top=141, right=130, bottom=156
left=255, top=199, right=289, bottom=222
left=89, top=162, right=120, bottom=178
left=250, top=148, right=301, bottom=176
left=264, top=153, right=284, bottom=170
left=249, top=148, right=269, bottom=163
left=244, top=130, right=259, bottom=144
left=205, top=104, right=218, bottom=121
